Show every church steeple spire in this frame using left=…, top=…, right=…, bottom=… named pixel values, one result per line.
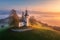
left=25, top=9, right=28, bottom=17
left=20, top=9, right=29, bottom=27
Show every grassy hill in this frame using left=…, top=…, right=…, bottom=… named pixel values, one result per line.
left=0, top=17, right=60, bottom=40
left=0, top=26, right=60, bottom=40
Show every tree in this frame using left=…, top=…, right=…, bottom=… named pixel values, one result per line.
left=29, top=16, right=37, bottom=25
left=9, top=9, right=19, bottom=28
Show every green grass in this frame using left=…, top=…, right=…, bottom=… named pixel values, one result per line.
left=0, top=28, right=60, bottom=40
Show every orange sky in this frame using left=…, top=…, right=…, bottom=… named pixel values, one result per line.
left=27, top=1, right=60, bottom=12
left=0, top=0, right=60, bottom=12
left=10, top=0, right=60, bottom=12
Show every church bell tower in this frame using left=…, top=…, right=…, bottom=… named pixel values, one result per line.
left=21, top=10, right=29, bottom=27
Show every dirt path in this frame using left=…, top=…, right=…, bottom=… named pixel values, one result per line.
left=11, top=28, right=32, bottom=32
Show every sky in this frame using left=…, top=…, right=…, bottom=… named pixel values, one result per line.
left=0, top=0, right=60, bottom=12
left=0, top=0, right=60, bottom=26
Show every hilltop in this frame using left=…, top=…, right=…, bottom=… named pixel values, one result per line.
left=0, top=16, right=60, bottom=40
left=0, top=25, right=60, bottom=40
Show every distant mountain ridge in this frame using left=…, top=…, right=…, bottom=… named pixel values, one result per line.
left=0, top=10, right=10, bottom=15
left=0, top=10, right=22, bottom=15
left=0, top=10, right=44, bottom=15
left=0, top=17, right=9, bottom=23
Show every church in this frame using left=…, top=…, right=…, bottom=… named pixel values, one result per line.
left=9, top=9, right=29, bottom=28
left=19, top=10, right=29, bottom=28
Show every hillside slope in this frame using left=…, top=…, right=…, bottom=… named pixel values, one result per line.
left=0, top=28, right=60, bottom=40
left=0, top=20, right=60, bottom=40
left=0, top=16, right=60, bottom=40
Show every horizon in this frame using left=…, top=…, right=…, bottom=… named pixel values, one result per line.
left=0, top=10, right=60, bottom=27
left=0, top=0, right=60, bottom=27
